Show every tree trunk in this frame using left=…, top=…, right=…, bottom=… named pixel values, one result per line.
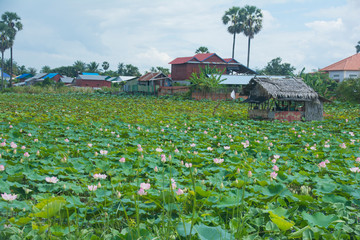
left=1, top=50, right=3, bottom=90
left=10, top=47, right=13, bottom=87
left=232, top=31, right=236, bottom=59
left=247, top=36, right=251, bottom=68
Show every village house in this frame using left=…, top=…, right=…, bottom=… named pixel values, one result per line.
left=169, top=53, right=256, bottom=84
left=136, top=72, right=171, bottom=94
left=75, top=75, right=112, bottom=88
left=244, top=76, right=327, bottom=121
left=15, top=73, right=33, bottom=82
left=320, top=53, right=360, bottom=82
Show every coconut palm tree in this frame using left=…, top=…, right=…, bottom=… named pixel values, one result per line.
left=241, top=5, right=263, bottom=68
left=87, top=62, right=99, bottom=73
left=1, top=12, right=23, bottom=86
left=195, top=46, right=210, bottom=54
left=222, top=7, right=244, bottom=59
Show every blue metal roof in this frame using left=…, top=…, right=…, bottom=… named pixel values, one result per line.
left=16, top=73, right=32, bottom=79
left=43, top=73, right=59, bottom=79
left=82, top=72, right=99, bottom=75
left=0, top=69, right=10, bottom=78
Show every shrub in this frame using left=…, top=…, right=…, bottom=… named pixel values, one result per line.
left=336, top=78, right=360, bottom=103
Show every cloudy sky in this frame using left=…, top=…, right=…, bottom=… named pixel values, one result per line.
left=1, top=0, right=359, bottom=74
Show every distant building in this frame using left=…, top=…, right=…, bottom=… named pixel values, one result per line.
left=59, top=77, right=74, bottom=85
left=75, top=75, right=111, bottom=88
left=40, top=73, right=63, bottom=82
left=320, top=53, right=360, bottom=82
left=16, top=73, right=33, bottom=82
left=169, top=53, right=256, bottom=84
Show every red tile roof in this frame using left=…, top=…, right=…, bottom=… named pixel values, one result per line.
left=169, top=53, right=230, bottom=65
left=320, top=53, right=360, bottom=71
left=224, top=58, right=239, bottom=63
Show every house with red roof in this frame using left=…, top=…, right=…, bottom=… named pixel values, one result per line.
left=320, top=53, right=360, bottom=82
left=136, top=72, right=171, bottom=94
left=169, top=53, right=256, bottom=83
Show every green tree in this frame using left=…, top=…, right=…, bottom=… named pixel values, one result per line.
left=356, top=41, right=360, bottom=54
left=118, top=63, right=141, bottom=76
left=28, top=67, right=37, bottom=75
left=86, top=61, right=99, bottom=73
left=222, top=7, right=243, bottom=59
left=102, top=61, right=110, bottom=71
left=0, top=22, right=11, bottom=90
left=195, top=46, right=210, bottom=54
left=261, top=57, right=296, bottom=76
left=149, top=66, right=170, bottom=76
left=73, top=60, right=86, bottom=74
left=41, top=65, right=52, bottom=73
left=242, top=5, right=263, bottom=68
left=302, top=71, right=338, bottom=98
left=1, top=12, right=23, bottom=86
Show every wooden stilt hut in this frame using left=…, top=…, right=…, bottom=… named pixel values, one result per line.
left=243, top=77, right=326, bottom=121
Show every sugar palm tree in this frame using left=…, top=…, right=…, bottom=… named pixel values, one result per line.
left=1, top=12, right=23, bottom=86
left=195, top=46, right=210, bottom=54
left=222, top=7, right=244, bottom=59
left=102, top=61, right=110, bottom=71
left=0, top=22, right=11, bottom=90
left=87, top=61, right=99, bottom=73
left=242, top=5, right=263, bottom=68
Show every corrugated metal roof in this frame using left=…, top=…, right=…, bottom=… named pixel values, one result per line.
left=210, top=74, right=255, bottom=85
left=16, top=73, right=32, bottom=79
left=120, top=76, right=137, bottom=81
left=43, top=73, right=59, bottom=79
left=82, top=72, right=99, bottom=75
left=60, top=77, right=74, bottom=83
left=77, top=75, right=108, bottom=81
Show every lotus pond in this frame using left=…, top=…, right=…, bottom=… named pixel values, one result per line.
left=0, top=93, right=359, bottom=239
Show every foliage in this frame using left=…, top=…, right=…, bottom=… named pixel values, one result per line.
left=0, top=93, right=359, bottom=239
left=41, top=65, right=51, bottom=73
left=86, top=61, right=99, bottom=73
left=356, top=41, right=360, bottom=54
left=118, top=63, right=141, bottom=76
left=195, top=46, right=210, bottom=54
left=242, top=5, right=263, bottom=68
left=188, top=66, right=226, bottom=91
left=336, top=77, right=360, bottom=103
left=102, top=61, right=110, bottom=71
left=301, top=71, right=338, bottom=98
left=222, top=7, right=243, bottom=59
left=149, top=66, right=170, bottom=76
left=260, top=57, right=296, bottom=76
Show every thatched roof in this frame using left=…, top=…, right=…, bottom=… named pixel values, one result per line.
left=246, top=77, right=319, bottom=101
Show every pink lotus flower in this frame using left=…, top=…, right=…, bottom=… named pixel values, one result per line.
left=93, top=173, right=107, bottom=179
left=190, top=143, right=196, bottom=147
left=119, top=157, right=125, bottom=163
left=213, top=158, right=224, bottom=164
left=356, top=157, right=360, bottom=162
left=271, top=159, right=277, bottom=164
left=176, top=188, right=184, bottom=195
left=350, top=167, right=360, bottom=173
left=138, top=188, right=147, bottom=196
left=99, top=150, right=108, bottom=155
left=185, top=163, right=192, bottom=168
left=324, top=159, right=330, bottom=164
left=1, top=193, right=17, bottom=201
left=171, top=179, right=177, bottom=189
left=339, top=143, right=347, bottom=149
left=88, top=185, right=97, bottom=191
left=270, top=171, right=278, bottom=179
left=174, top=149, right=179, bottom=153
left=273, top=165, right=279, bottom=171
left=10, top=142, right=17, bottom=149
left=156, top=148, right=163, bottom=153
left=88, top=143, right=93, bottom=147
left=247, top=171, right=252, bottom=178
left=154, top=166, right=158, bottom=172
left=224, top=146, right=230, bottom=150
left=34, top=139, right=38, bottom=142
left=0, top=165, right=5, bottom=171
left=274, top=155, right=280, bottom=159
left=207, top=147, right=213, bottom=151
left=140, top=182, right=151, bottom=190
left=45, top=176, right=59, bottom=183
left=24, top=152, right=30, bottom=157
left=28, top=133, right=32, bottom=136
left=21, top=146, right=26, bottom=150
left=318, top=161, right=326, bottom=168
left=0, top=142, right=5, bottom=147
left=64, top=138, right=69, bottom=143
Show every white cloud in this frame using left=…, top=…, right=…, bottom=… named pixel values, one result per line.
left=305, top=18, right=345, bottom=33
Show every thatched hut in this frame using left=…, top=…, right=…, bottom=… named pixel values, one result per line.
left=243, top=77, right=326, bottom=121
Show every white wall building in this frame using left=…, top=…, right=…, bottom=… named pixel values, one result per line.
left=320, top=53, right=360, bottom=82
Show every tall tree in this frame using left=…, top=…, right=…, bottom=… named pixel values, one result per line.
left=356, top=41, right=360, bottom=54
left=118, top=63, right=141, bottom=76
left=1, top=12, right=23, bottom=86
left=242, top=5, right=263, bottom=68
left=73, top=60, right=86, bottom=75
left=102, top=61, right=110, bottom=71
left=28, top=67, right=37, bottom=75
left=0, top=22, right=11, bottom=90
left=41, top=65, right=51, bottom=73
left=86, top=61, right=99, bottom=73
left=149, top=66, right=170, bottom=76
left=222, top=7, right=243, bottom=59
left=195, top=46, right=210, bottom=54
left=261, top=57, right=296, bottom=76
